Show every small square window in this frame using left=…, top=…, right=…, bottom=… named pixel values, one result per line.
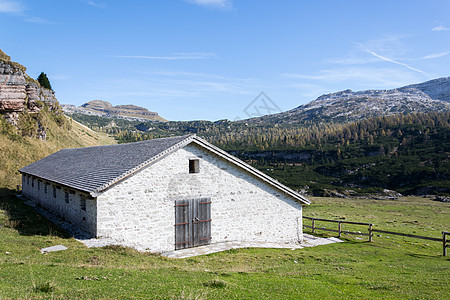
left=65, top=192, right=69, bottom=204
left=189, top=159, right=199, bottom=173
left=80, top=198, right=86, bottom=211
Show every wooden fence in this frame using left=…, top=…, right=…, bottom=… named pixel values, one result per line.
left=303, top=216, right=449, bottom=256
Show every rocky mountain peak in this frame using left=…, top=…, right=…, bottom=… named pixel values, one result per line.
left=246, top=77, right=450, bottom=124
left=63, top=100, right=166, bottom=122
left=81, top=100, right=113, bottom=110
left=400, top=76, right=450, bottom=102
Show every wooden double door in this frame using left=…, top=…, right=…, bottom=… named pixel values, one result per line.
left=175, top=198, right=212, bottom=250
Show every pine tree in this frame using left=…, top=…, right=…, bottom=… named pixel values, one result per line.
left=37, top=72, right=52, bottom=90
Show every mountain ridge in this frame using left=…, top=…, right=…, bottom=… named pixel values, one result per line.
left=401, top=76, right=450, bottom=102
left=62, top=100, right=166, bottom=122
left=246, top=77, right=450, bottom=124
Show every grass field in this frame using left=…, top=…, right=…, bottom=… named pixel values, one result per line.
left=0, top=190, right=448, bottom=299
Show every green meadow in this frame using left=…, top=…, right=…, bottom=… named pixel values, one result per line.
left=0, top=190, right=448, bottom=299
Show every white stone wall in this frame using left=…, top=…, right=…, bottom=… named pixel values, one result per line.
left=96, top=143, right=303, bottom=252
left=21, top=174, right=97, bottom=235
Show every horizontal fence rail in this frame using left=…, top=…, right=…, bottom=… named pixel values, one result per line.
left=303, top=216, right=374, bottom=241
left=303, top=216, right=448, bottom=256
left=371, top=229, right=441, bottom=242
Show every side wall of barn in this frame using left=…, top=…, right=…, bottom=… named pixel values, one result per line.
left=21, top=174, right=97, bottom=235
left=96, top=143, right=303, bottom=252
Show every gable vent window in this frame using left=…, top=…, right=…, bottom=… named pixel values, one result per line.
left=189, top=159, right=200, bottom=174
left=53, top=186, right=56, bottom=198
left=80, top=198, right=86, bottom=211
left=65, top=192, right=69, bottom=204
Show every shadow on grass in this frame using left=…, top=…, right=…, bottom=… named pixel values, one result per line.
left=0, top=188, right=70, bottom=238
left=405, top=252, right=442, bottom=259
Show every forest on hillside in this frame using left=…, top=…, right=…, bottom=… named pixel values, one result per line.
left=68, top=111, right=450, bottom=196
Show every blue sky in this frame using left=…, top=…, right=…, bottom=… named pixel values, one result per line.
left=1, top=0, right=449, bottom=121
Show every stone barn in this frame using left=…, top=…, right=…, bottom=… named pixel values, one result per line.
left=19, top=135, right=310, bottom=252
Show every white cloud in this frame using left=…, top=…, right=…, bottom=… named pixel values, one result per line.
left=432, top=25, right=450, bottom=31
left=421, top=51, right=450, bottom=59
left=282, top=67, right=424, bottom=90
left=135, top=70, right=229, bottom=80
left=313, top=35, right=438, bottom=96
left=357, top=35, right=411, bottom=56
left=113, top=52, right=218, bottom=60
left=83, top=71, right=256, bottom=105
left=325, top=57, right=379, bottom=65
left=0, top=0, right=24, bottom=14
left=87, top=1, right=106, bottom=9
left=185, top=0, right=232, bottom=9
left=0, top=1, right=53, bottom=23
left=367, top=50, right=429, bottom=76
left=25, top=17, right=53, bottom=24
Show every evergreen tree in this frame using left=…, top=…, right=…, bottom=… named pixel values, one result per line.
left=37, top=72, right=52, bottom=90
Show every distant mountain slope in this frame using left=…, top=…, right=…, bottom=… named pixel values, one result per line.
left=401, top=77, right=450, bottom=103
left=247, top=77, right=450, bottom=124
left=62, top=100, right=166, bottom=122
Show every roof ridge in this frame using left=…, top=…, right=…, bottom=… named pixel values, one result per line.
left=64, top=134, right=195, bottom=151
left=92, top=135, right=194, bottom=194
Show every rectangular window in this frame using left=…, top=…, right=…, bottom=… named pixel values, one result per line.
left=31, top=178, right=34, bottom=188
left=80, top=198, right=86, bottom=211
left=27, top=176, right=29, bottom=185
left=44, top=183, right=47, bottom=194
left=189, top=159, right=200, bottom=173
left=65, top=192, right=69, bottom=203
left=37, top=181, right=40, bottom=190
left=53, top=186, right=56, bottom=198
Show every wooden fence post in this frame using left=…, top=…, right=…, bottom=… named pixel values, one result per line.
left=338, top=221, right=342, bottom=238
left=444, top=232, right=448, bottom=257
left=312, top=219, right=315, bottom=234
left=369, top=224, right=373, bottom=242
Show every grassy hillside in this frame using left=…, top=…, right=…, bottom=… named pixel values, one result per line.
left=0, top=193, right=448, bottom=299
left=0, top=111, right=116, bottom=190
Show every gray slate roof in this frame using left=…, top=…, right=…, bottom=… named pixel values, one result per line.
left=19, top=135, right=192, bottom=194
left=19, top=134, right=310, bottom=204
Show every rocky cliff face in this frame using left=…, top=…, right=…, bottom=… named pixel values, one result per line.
left=246, top=77, right=450, bottom=124
left=0, top=49, right=58, bottom=125
left=63, top=100, right=166, bottom=122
